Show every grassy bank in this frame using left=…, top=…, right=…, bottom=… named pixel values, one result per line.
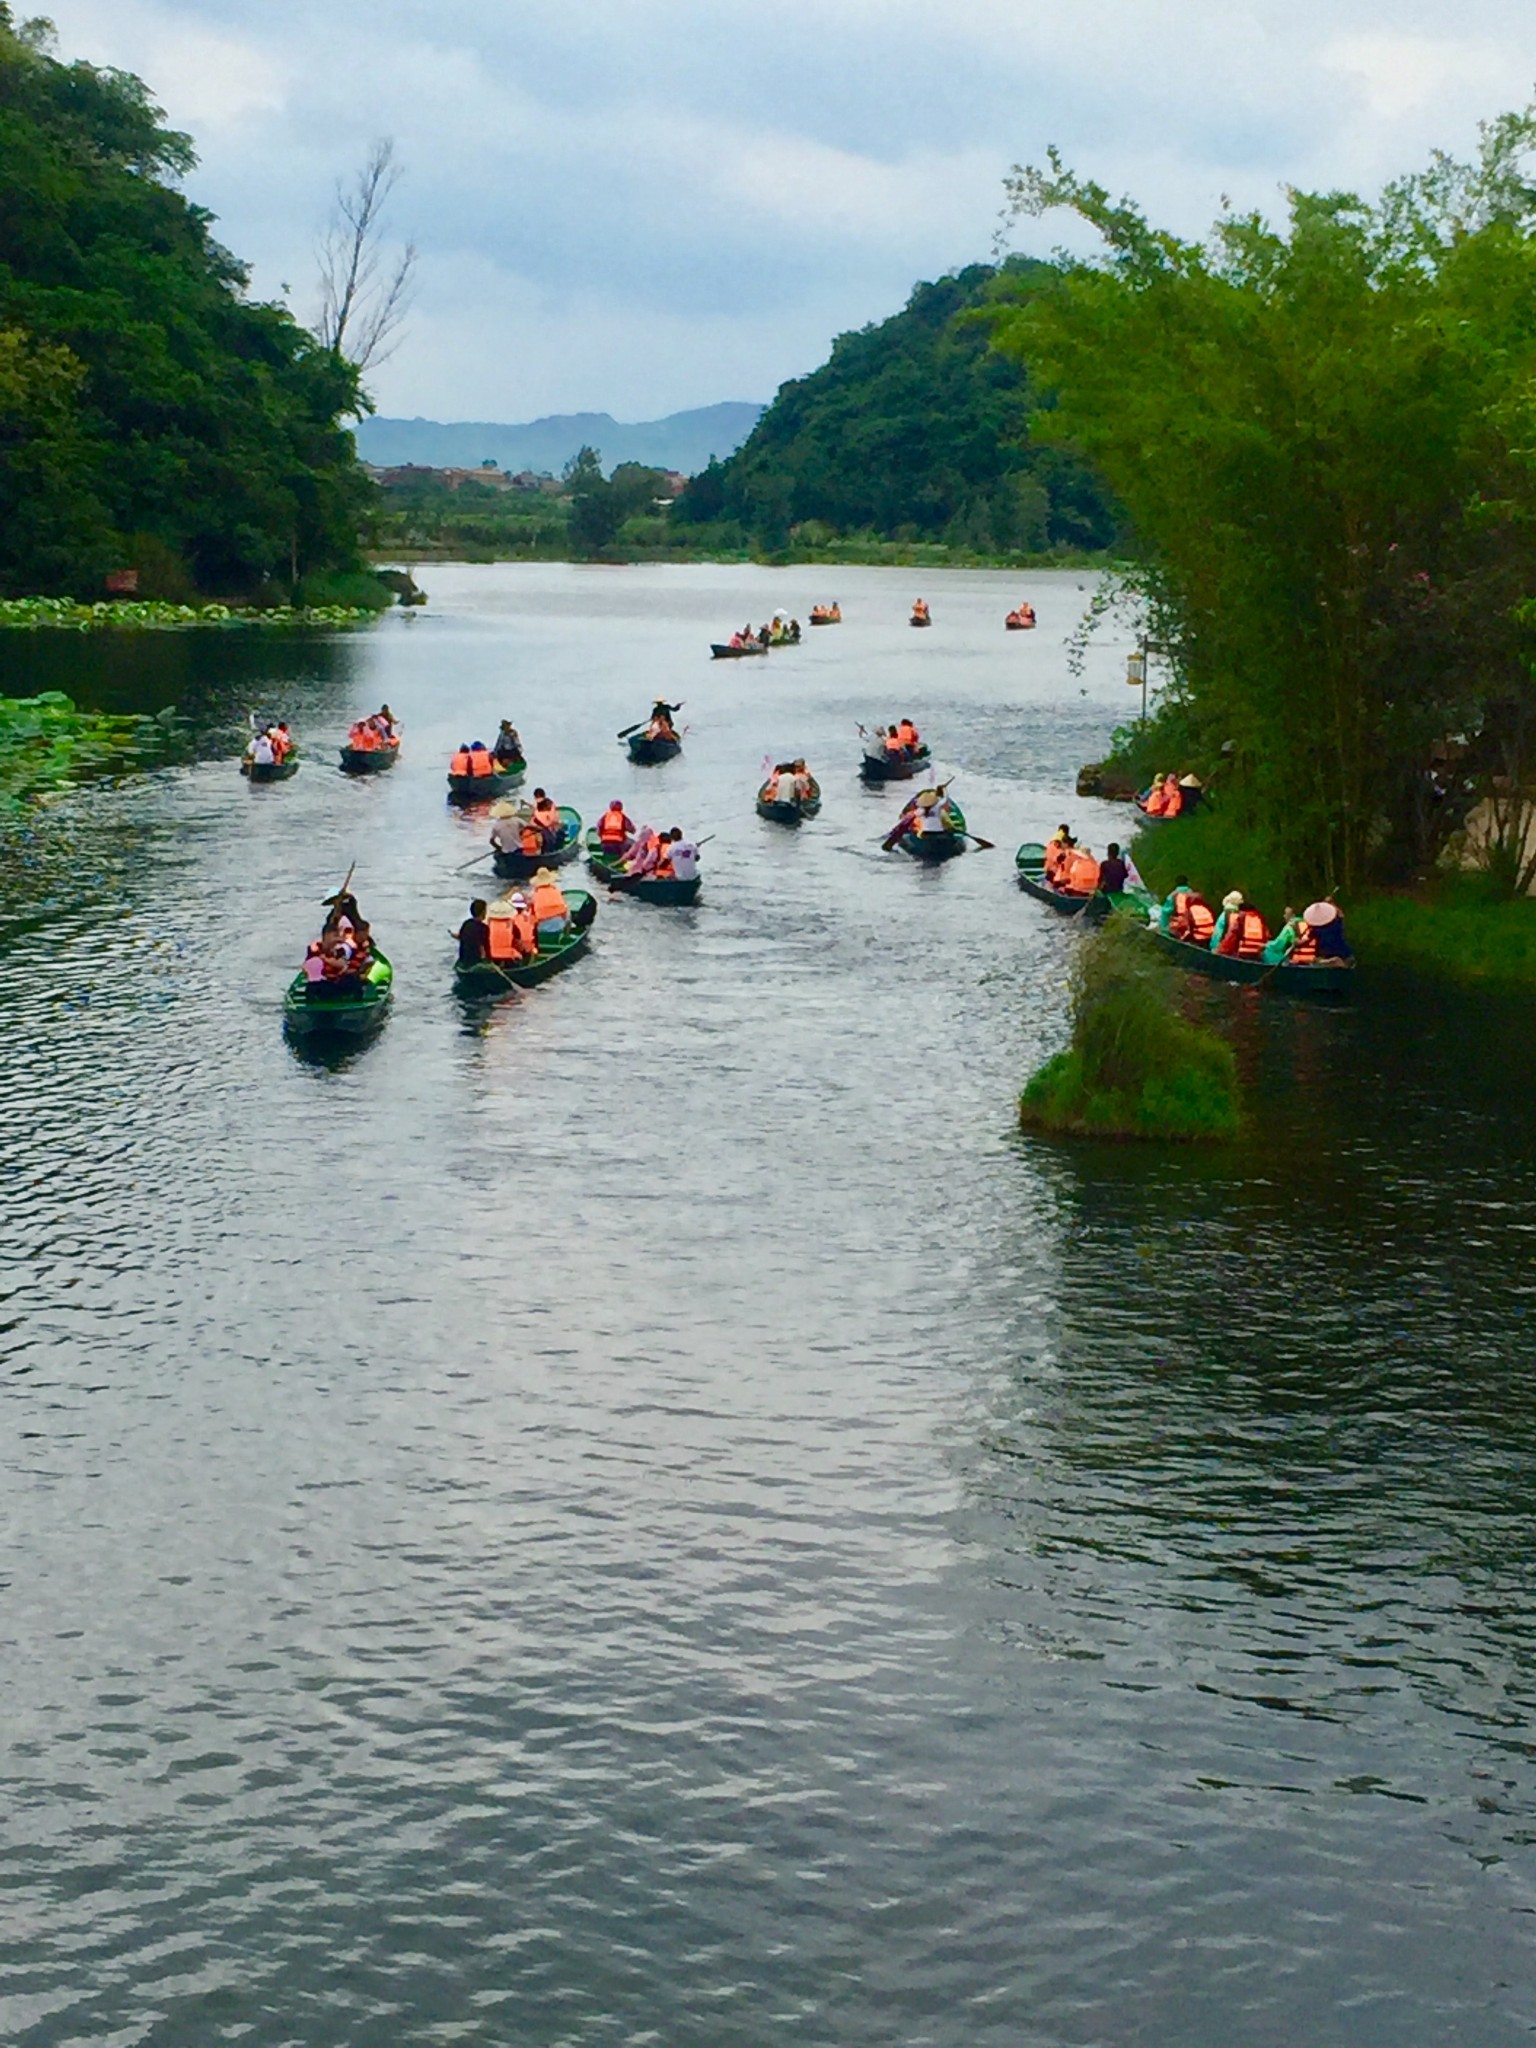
left=1019, top=916, right=1242, bottom=1141
left=368, top=539, right=1112, bottom=572
left=0, top=691, right=192, bottom=812
left=1132, top=812, right=1536, bottom=989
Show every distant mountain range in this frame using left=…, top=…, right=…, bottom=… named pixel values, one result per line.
left=355, top=402, right=764, bottom=478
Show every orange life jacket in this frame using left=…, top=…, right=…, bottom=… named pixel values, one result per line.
left=467, top=748, right=495, bottom=777
left=898, top=722, right=918, bottom=746
left=1288, top=924, right=1319, bottom=964
left=519, top=823, right=543, bottom=856
left=1185, top=896, right=1215, bottom=943
left=1219, top=907, right=1268, bottom=958
left=1161, top=780, right=1184, bottom=818
left=599, top=806, right=629, bottom=846
left=532, top=882, right=566, bottom=923
left=885, top=732, right=905, bottom=755
left=653, top=850, right=675, bottom=879
left=450, top=749, right=472, bottom=775
left=1044, top=841, right=1071, bottom=882
left=533, top=802, right=560, bottom=836
left=1143, top=782, right=1166, bottom=816
left=1064, top=850, right=1101, bottom=894
left=514, top=907, right=537, bottom=953
left=487, top=917, right=521, bottom=960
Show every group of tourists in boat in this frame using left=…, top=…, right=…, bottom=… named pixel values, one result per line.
left=1041, top=826, right=1135, bottom=898
left=243, top=721, right=295, bottom=772
left=891, top=785, right=963, bottom=841
left=910, top=599, right=931, bottom=627
left=594, top=801, right=701, bottom=882
left=808, top=603, right=841, bottom=625
left=1005, top=602, right=1037, bottom=630
left=448, top=723, right=523, bottom=779
left=760, top=760, right=818, bottom=806
left=864, top=718, right=924, bottom=764
left=456, top=870, right=582, bottom=968
left=489, top=786, right=572, bottom=859
left=724, top=617, right=801, bottom=650
left=1137, top=772, right=1201, bottom=817
left=346, top=707, right=400, bottom=752
left=1157, top=883, right=1353, bottom=965
left=299, top=890, right=378, bottom=992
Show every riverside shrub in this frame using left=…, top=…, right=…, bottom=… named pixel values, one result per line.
left=1020, top=916, right=1240, bottom=1140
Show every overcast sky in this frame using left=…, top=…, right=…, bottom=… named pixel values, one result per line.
left=42, top=0, right=1536, bottom=423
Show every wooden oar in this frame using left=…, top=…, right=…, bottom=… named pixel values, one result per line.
left=455, top=849, right=495, bottom=872
left=617, top=701, right=683, bottom=739
left=960, top=831, right=996, bottom=851
left=322, top=860, right=356, bottom=907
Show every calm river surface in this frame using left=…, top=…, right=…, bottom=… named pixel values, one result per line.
left=4, top=563, right=1536, bottom=2046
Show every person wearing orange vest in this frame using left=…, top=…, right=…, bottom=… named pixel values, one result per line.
left=530, top=788, right=564, bottom=848
left=486, top=897, right=534, bottom=960
left=1141, top=773, right=1169, bottom=816
left=530, top=869, right=570, bottom=940
left=466, top=742, right=496, bottom=777
left=449, top=743, right=474, bottom=775
left=1043, top=826, right=1075, bottom=884
left=1159, top=773, right=1184, bottom=818
left=897, top=718, right=919, bottom=750
left=598, top=800, right=634, bottom=850
left=884, top=727, right=906, bottom=757
left=1212, top=891, right=1269, bottom=957
left=1062, top=845, right=1101, bottom=895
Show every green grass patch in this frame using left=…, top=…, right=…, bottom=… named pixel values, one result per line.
left=1019, top=915, right=1241, bottom=1141
left=1130, top=808, right=1293, bottom=928
left=1350, top=876, right=1536, bottom=990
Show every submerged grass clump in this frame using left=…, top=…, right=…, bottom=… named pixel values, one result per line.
left=0, top=690, right=193, bottom=812
left=1020, top=915, right=1241, bottom=1141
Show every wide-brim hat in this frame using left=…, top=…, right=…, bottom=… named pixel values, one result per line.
left=915, top=789, right=941, bottom=808
left=1222, top=890, right=1244, bottom=910
left=532, top=867, right=559, bottom=886
left=1303, top=901, right=1338, bottom=927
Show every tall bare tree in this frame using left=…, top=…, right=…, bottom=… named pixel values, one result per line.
left=316, top=138, right=417, bottom=375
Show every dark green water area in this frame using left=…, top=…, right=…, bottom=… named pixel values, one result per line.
left=4, top=567, right=1534, bottom=2045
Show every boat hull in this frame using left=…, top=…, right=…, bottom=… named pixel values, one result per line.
left=1014, top=847, right=1146, bottom=920
left=339, top=744, right=399, bottom=774
left=585, top=832, right=701, bottom=903
left=627, top=734, right=682, bottom=763
left=756, top=781, right=822, bottom=823
left=910, top=616, right=931, bottom=628
left=898, top=829, right=965, bottom=862
left=808, top=615, right=840, bottom=626
left=283, top=952, right=393, bottom=1038
left=1145, top=923, right=1355, bottom=996
left=447, top=763, right=524, bottom=802
left=711, top=643, right=767, bottom=659
left=860, top=748, right=930, bottom=784
left=242, top=757, right=299, bottom=782
left=490, top=805, right=582, bottom=879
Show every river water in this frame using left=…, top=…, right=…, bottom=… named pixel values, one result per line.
left=4, top=563, right=1536, bottom=2046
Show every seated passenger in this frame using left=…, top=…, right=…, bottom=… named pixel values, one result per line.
left=530, top=869, right=570, bottom=941
left=884, top=727, right=907, bottom=757
left=1062, top=845, right=1102, bottom=894
left=1141, top=773, right=1169, bottom=816
left=598, top=799, right=634, bottom=850
left=665, top=829, right=699, bottom=881
left=771, top=764, right=802, bottom=804
left=466, top=742, right=496, bottom=778
left=624, top=825, right=661, bottom=876
left=457, top=899, right=491, bottom=965
left=302, top=941, right=326, bottom=984
left=1305, top=900, right=1353, bottom=960
left=1097, top=842, right=1129, bottom=895
left=1043, top=826, right=1075, bottom=884
left=1159, top=774, right=1184, bottom=819
left=251, top=729, right=276, bottom=766
left=1213, top=892, right=1269, bottom=957
left=530, top=788, right=564, bottom=847
left=449, top=743, right=473, bottom=775
left=493, top=721, right=522, bottom=765
left=897, top=718, right=919, bottom=750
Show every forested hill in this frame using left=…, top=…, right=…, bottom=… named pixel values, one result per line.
left=673, top=259, right=1118, bottom=555
left=0, top=8, right=369, bottom=599
left=357, top=403, right=763, bottom=477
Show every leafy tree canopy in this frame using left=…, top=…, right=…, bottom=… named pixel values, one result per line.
left=0, top=5, right=371, bottom=596
left=992, top=117, right=1536, bottom=892
left=675, top=259, right=1119, bottom=556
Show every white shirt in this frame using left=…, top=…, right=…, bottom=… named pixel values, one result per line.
left=668, top=841, right=699, bottom=881
left=917, top=804, right=946, bottom=834
left=252, top=732, right=275, bottom=765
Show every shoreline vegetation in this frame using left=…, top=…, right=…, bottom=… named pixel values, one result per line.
left=0, top=595, right=389, bottom=631
left=368, top=539, right=1113, bottom=572
left=0, top=690, right=192, bottom=811
left=1019, top=916, right=1241, bottom=1141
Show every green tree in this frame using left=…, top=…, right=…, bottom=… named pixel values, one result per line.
left=993, top=121, right=1536, bottom=891
left=564, top=445, right=623, bottom=555
left=0, top=5, right=374, bottom=596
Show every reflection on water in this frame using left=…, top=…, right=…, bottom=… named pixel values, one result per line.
left=3, top=565, right=1536, bottom=2046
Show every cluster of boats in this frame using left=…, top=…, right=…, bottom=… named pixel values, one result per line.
left=711, top=595, right=1043, bottom=656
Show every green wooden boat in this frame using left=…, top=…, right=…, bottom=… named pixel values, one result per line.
left=627, top=731, right=682, bottom=763
left=1014, top=843, right=1150, bottom=920
left=756, top=776, right=822, bottom=823
left=241, top=754, right=299, bottom=782
left=585, top=830, right=702, bottom=903
left=491, top=805, right=582, bottom=879
left=894, top=799, right=967, bottom=862
left=860, top=744, right=930, bottom=784
left=1143, top=921, right=1355, bottom=997
left=283, top=950, right=393, bottom=1038
left=453, top=891, right=594, bottom=996
left=339, top=742, right=399, bottom=774
left=447, top=760, right=525, bottom=802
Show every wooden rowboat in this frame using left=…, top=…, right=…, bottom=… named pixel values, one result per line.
left=756, top=776, right=822, bottom=823
left=1014, top=844, right=1150, bottom=920
left=283, top=950, right=393, bottom=1039
left=585, top=831, right=701, bottom=903
left=1144, top=922, right=1355, bottom=997
left=910, top=614, right=931, bottom=628
left=241, top=755, right=299, bottom=782
left=627, top=732, right=682, bottom=764
left=490, top=805, right=582, bottom=880
left=859, top=745, right=930, bottom=784
left=711, top=642, right=768, bottom=659
left=447, top=759, right=525, bottom=803
left=453, top=891, right=594, bottom=996
left=339, top=742, right=399, bottom=774
left=895, top=799, right=967, bottom=862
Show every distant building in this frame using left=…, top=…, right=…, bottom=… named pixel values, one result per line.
left=362, top=462, right=520, bottom=493
left=661, top=471, right=688, bottom=497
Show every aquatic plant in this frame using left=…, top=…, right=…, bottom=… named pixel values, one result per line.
left=0, top=690, right=193, bottom=812
left=1020, top=915, right=1241, bottom=1141
left=0, top=597, right=383, bottom=631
